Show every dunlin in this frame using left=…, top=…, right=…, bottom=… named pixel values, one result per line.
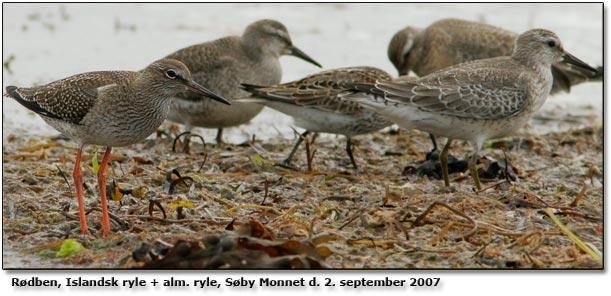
left=388, top=18, right=602, bottom=94
left=240, top=66, right=393, bottom=169
left=351, top=29, right=597, bottom=189
left=5, top=59, right=230, bottom=236
left=163, top=19, right=321, bottom=149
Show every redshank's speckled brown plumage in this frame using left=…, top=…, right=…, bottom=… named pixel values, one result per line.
left=239, top=66, right=393, bottom=169
left=4, top=58, right=229, bottom=237
left=388, top=18, right=602, bottom=95
left=351, top=29, right=598, bottom=190
left=163, top=19, right=321, bottom=148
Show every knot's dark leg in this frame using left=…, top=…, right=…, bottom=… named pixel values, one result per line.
left=429, top=133, right=439, bottom=152
left=468, top=146, right=482, bottom=190
left=275, top=131, right=310, bottom=169
left=216, top=128, right=224, bottom=146
left=440, top=138, right=453, bottom=187
left=345, top=137, right=358, bottom=169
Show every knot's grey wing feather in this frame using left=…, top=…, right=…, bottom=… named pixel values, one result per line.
left=376, top=67, right=527, bottom=120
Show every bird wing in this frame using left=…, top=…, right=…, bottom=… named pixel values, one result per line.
left=371, top=64, right=528, bottom=120
left=430, top=19, right=517, bottom=61
left=410, top=19, right=517, bottom=76
left=6, top=71, right=139, bottom=124
left=243, top=67, right=393, bottom=115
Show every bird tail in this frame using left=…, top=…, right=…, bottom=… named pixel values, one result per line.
left=237, top=83, right=270, bottom=104
left=238, top=83, right=296, bottom=105
left=4, top=85, right=18, bottom=98
left=591, top=66, right=604, bottom=80
left=239, top=83, right=266, bottom=95
left=4, top=85, right=63, bottom=120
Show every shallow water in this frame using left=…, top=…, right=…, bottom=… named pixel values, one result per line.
left=1, top=3, right=603, bottom=144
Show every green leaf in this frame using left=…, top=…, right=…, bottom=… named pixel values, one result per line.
left=55, top=239, right=85, bottom=258
left=91, top=146, right=100, bottom=174
left=254, top=155, right=264, bottom=166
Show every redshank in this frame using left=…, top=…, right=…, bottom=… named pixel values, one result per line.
left=5, top=58, right=230, bottom=237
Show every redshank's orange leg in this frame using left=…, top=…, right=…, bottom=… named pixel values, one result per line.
left=97, top=147, right=112, bottom=237
left=73, top=145, right=90, bottom=235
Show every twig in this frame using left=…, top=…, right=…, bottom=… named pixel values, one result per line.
left=129, top=215, right=239, bottom=226
left=260, top=179, right=269, bottom=205
left=148, top=199, right=167, bottom=219
left=227, top=204, right=280, bottom=214
left=413, top=201, right=478, bottom=241
left=391, top=219, right=410, bottom=240
left=543, top=208, right=601, bottom=262
left=196, top=153, right=208, bottom=173
left=382, top=184, right=402, bottom=206
left=477, top=179, right=509, bottom=193
left=346, top=239, right=397, bottom=248
left=431, top=221, right=455, bottom=244
left=86, top=207, right=131, bottom=229
left=569, top=183, right=588, bottom=207
left=512, top=186, right=549, bottom=207
left=338, top=207, right=367, bottom=230
left=472, top=242, right=490, bottom=258
left=304, top=133, right=315, bottom=172
left=524, top=251, right=546, bottom=268
left=509, top=232, right=542, bottom=253
left=502, top=150, right=511, bottom=183
left=55, top=164, right=72, bottom=190
left=308, top=217, right=319, bottom=239
left=277, top=205, right=301, bottom=219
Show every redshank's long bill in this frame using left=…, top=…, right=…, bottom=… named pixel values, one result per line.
left=5, top=58, right=230, bottom=237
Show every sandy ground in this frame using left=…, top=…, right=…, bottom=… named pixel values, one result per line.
left=1, top=3, right=604, bottom=269
left=1, top=122, right=603, bottom=269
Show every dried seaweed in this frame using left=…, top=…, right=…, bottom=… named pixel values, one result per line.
left=1, top=123, right=603, bottom=269
left=135, top=220, right=330, bottom=269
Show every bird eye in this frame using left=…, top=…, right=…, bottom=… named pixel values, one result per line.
left=165, top=69, right=177, bottom=79
left=547, top=40, right=556, bottom=47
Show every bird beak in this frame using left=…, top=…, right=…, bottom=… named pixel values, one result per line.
left=563, top=51, right=598, bottom=73
left=288, top=45, right=322, bottom=68
left=185, top=80, right=231, bottom=105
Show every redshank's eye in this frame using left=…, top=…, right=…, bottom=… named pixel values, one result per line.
left=547, top=40, right=556, bottom=48
left=165, top=69, right=177, bottom=79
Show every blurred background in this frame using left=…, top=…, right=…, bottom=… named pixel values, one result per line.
left=2, top=3, right=603, bottom=143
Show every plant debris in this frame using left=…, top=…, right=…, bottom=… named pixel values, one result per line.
left=132, top=220, right=330, bottom=269
left=1, top=122, right=603, bottom=269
